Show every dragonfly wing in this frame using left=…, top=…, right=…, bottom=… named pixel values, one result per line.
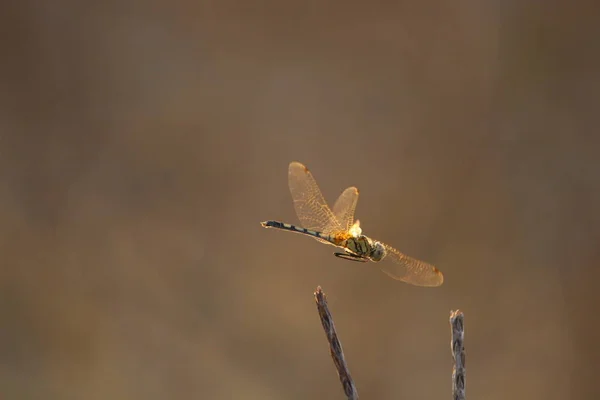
left=379, top=243, right=443, bottom=287
left=288, top=162, right=344, bottom=233
left=327, top=186, right=359, bottom=234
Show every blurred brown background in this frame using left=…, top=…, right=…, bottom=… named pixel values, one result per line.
left=1, top=1, right=599, bottom=399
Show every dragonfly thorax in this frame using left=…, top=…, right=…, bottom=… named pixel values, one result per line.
left=343, top=235, right=387, bottom=262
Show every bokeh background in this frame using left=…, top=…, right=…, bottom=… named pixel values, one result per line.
left=1, top=1, right=599, bottom=399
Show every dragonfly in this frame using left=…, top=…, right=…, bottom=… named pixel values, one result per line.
left=260, top=161, right=443, bottom=287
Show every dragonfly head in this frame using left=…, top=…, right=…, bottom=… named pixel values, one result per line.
left=368, top=240, right=386, bottom=262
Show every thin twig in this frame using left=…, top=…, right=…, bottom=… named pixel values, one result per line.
left=450, top=310, right=465, bottom=400
left=314, top=286, right=358, bottom=400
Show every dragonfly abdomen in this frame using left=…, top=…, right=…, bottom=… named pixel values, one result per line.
left=260, top=220, right=331, bottom=241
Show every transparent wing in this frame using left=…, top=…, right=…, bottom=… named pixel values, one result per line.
left=288, top=161, right=344, bottom=234
left=379, top=243, right=444, bottom=287
left=327, top=186, right=359, bottom=233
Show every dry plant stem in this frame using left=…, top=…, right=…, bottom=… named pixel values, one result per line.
left=450, top=310, right=465, bottom=400
left=314, top=286, right=358, bottom=400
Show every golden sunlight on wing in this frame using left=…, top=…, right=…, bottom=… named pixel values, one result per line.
left=378, top=243, right=443, bottom=287
left=287, top=161, right=343, bottom=233
left=328, top=186, right=359, bottom=234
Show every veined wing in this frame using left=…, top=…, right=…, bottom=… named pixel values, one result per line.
left=288, top=161, right=344, bottom=234
left=327, top=186, right=359, bottom=234
left=379, top=243, right=443, bottom=287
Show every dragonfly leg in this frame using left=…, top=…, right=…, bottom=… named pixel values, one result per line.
left=334, top=252, right=368, bottom=262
